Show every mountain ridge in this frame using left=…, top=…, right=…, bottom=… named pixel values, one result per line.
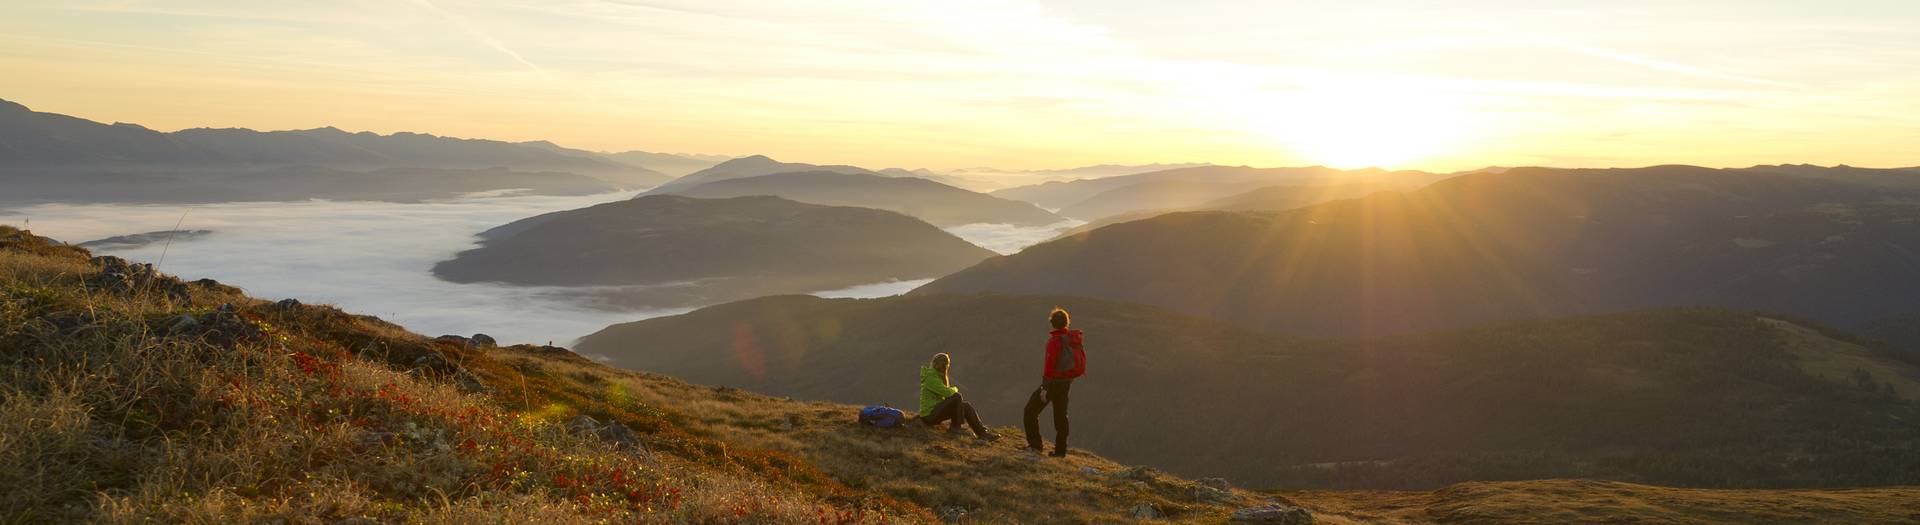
left=923, top=165, right=1920, bottom=336
left=668, top=171, right=1065, bottom=227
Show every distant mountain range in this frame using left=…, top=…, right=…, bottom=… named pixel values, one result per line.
left=646, top=155, right=872, bottom=194
left=950, top=163, right=1213, bottom=179
left=602, top=150, right=733, bottom=177
left=669, top=171, right=1063, bottom=227
left=579, top=294, right=1920, bottom=490
left=923, top=165, right=1920, bottom=336
left=0, top=98, right=672, bottom=203
left=432, top=195, right=994, bottom=308
left=988, top=165, right=1449, bottom=219
left=647, top=155, right=1064, bottom=226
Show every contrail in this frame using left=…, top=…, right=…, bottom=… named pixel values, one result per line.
left=1539, top=36, right=1806, bottom=90
left=407, top=0, right=552, bottom=79
left=1467, top=20, right=1806, bottom=90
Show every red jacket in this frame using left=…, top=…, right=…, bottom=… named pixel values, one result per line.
left=1043, top=329, right=1086, bottom=380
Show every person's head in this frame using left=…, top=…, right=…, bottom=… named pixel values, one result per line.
left=1049, top=307, right=1070, bottom=330
left=930, top=352, right=951, bottom=372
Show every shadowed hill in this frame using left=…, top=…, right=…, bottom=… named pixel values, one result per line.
left=670, top=171, right=1064, bottom=227
left=577, top=293, right=1920, bottom=490
left=922, top=165, right=1920, bottom=336
left=432, top=195, right=994, bottom=308
left=1283, top=479, right=1920, bottom=525
left=1045, top=178, right=1417, bottom=239
left=1861, top=312, right=1920, bottom=356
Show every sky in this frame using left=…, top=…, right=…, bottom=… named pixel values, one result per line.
left=2, top=0, right=1918, bottom=171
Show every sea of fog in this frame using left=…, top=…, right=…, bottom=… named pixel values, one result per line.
left=5, top=192, right=1081, bottom=346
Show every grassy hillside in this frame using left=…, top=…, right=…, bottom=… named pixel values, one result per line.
left=921, top=165, right=1920, bottom=336
left=0, top=226, right=1278, bottom=524
left=9, top=226, right=1918, bottom=523
left=578, top=293, right=1920, bottom=490
left=432, top=195, right=993, bottom=308
left=670, top=171, right=1063, bottom=227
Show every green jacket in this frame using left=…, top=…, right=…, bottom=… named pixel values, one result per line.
left=919, top=365, right=959, bottom=415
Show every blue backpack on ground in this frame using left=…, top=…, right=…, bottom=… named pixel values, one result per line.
left=859, top=405, right=906, bottom=427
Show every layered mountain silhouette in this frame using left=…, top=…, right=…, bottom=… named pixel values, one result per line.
left=668, top=171, right=1063, bottom=227
left=923, top=165, right=1920, bottom=336
left=990, top=165, right=1448, bottom=219
left=643, top=155, right=1062, bottom=226
left=1050, top=177, right=1472, bottom=240
left=0, top=98, right=669, bottom=203
left=432, top=195, right=994, bottom=308
left=646, top=155, right=873, bottom=194
left=603, top=150, right=731, bottom=177
left=578, top=294, right=1920, bottom=489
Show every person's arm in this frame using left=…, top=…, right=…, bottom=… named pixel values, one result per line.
left=1041, top=336, right=1059, bottom=382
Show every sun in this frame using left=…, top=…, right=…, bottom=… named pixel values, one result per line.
left=1252, top=84, right=1481, bottom=169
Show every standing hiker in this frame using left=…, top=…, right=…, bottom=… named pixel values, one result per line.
left=1023, top=307, right=1085, bottom=457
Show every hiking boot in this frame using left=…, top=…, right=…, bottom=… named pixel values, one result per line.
left=1018, top=448, right=1044, bottom=461
left=976, top=432, right=1002, bottom=443
left=1049, top=448, right=1068, bottom=458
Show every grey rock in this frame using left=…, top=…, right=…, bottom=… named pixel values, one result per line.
left=1112, top=465, right=1158, bottom=482
left=170, top=314, right=200, bottom=333
left=598, top=420, right=641, bottom=449
left=411, top=352, right=456, bottom=374
left=469, top=333, right=497, bottom=347
left=453, top=370, right=490, bottom=394
left=1230, top=504, right=1312, bottom=524
left=433, top=335, right=473, bottom=348
left=272, top=298, right=302, bottom=310
left=935, top=505, right=968, bottom=523
left=1128, top=502, right=1165, bottom=520
left=1193, top=479, right=1234, bottom=503
left=566, top=415, right=602, bottom=435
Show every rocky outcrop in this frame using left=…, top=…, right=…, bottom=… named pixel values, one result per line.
left=1230, top=503, right=1313, bottom=524
left=566, top=415, right=646, bottom=452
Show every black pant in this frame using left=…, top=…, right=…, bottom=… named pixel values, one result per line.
left=1023, top=379, right=1072, bottom=451
left=923, top=392, right=988, bottom=437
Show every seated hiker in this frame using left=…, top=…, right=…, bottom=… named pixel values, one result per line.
left=1024, top=307, right=1085, bottom=457
left=920, top=353, right=998, bottom=441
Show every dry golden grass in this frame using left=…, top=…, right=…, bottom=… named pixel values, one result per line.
left=514, top=355, right=1263, bottom=524
left=10, top=223, right=1919, bottom=525
left=0, top=227, right=921, bottom=524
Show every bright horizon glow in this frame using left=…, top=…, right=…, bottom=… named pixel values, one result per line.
left=2, top=1, right=1918, bottom=172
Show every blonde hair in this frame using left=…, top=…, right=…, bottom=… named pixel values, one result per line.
left=930, top=353, right=952, bottom=386
left=1049, top=307, right=1070, bottom=330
